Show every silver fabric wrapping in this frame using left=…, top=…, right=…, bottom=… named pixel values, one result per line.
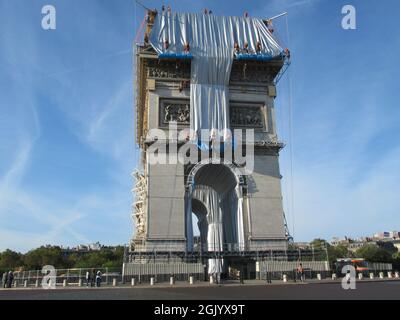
left=190, top=184, right=245, bottom=274
left=149, top=12, right=282, bottom=137
left=185, top=189, right=194, bottom=251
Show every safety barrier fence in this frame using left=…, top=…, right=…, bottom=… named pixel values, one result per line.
left=257, top=269, right=399, bottom=282
left=257, top=261, right=396, bottom=281
left=131, top=242, right=294, bottom=253
left=2, top=267, right=399, bottom=288
left=2, top=268, right=113, bottom=288
left=122, top=262, right=205, bottom=283
left=1, top=260, right=396, bottom=288
left=368, top=262, right=392, bottom=271
left=258, top=260, right=329, bottom=281
left=127, top=245, right=329, bottom=262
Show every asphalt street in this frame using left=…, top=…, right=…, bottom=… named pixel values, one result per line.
left=0, top=280, right=399, bottom=300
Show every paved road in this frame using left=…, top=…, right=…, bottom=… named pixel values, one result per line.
left=0, top=280, right=399, bottom=300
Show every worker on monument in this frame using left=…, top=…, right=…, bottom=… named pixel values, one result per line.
left=284, top=48, right=291, bottom=59
left=256, top=41, right=262, bottom=53
left=164, top=39, right=170, bottom=51
left=243, top=42, right=249, bottom=53
left=267, top=19, right=274, bottom=33
left=183, top=42, right=190, bottom=53
left=234, top=42, right=240, bottom=54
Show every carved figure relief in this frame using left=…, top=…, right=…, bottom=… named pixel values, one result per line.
left=161, top=100, right=190, bottom=125
left=230, top=105, right=263, bottom=128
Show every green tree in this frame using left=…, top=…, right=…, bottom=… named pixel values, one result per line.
left=74, top=246, right=125, bottom=269
left=309, top=239, right=353, bottom=267
left=393, top=252, right=400, bottom=261
left=392, top=251, right=400, bottom=270
left=0, top=245, right=125, bottom=271
left=0, top=249, right=23, bottom=272
left=328, top=244, right=352, bottom=262
left=310, top=238, right=329, bottom=250
left=23, top=246, right=68, bottom=270
left=308, top=238, right=330, bottom=262
left=66, top=253, right=80, bottom=268
left=74, top=252, right=107, bottom=269
left=355, top=244, right=392, bottom=263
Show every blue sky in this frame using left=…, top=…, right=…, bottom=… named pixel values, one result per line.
left=0, top=0, right=399, bottom=252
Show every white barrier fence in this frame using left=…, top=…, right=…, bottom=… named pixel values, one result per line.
left=260, top=261, right=330, bottom=272
left=367, top=262, right=392, bottom=271
left=2, top=268, right=113, bottom=288
left=258, top=260, right=330, bottom=281
left=122, top=262, right=205, bottom=283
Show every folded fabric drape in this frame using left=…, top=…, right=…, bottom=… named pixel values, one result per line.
left=149, top=12, right=282, bottom=139
left=188, top=184, right=245, bottom=274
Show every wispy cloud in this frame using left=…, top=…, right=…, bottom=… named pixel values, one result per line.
left=281, top=0, right=322, bottom=9
left=293, top=145, right=400, bottom=240
left=276, top=24, right=400, bottom=241
left=0, top=1, right=135, bottom=251
left=87, top=81, right=133, bottom=159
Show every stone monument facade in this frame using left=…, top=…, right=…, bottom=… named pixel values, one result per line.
left=130, top=10, right=290, bottom=270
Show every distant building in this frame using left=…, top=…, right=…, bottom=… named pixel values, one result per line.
left=293, top=242, right=310, bottom=250
left=330, top=230, right=400, bottom=253
left=62, top=242, right=104, bottom=253
left=88, top=242, right=102, bottom=251
left=392, top=239, right=400, bottom=251
left=373, top=231, right=400, bottom=240
left=358, top=236, right=373, bottom=242
left=74, top=244, right=88, bottom=251
left=347, top=241, right=375, bottom=253
left=374, top=232, right=391, bottom=240
left=390, top=231, right=400, bottom=239
left=331, top=236, right=355, bottom=246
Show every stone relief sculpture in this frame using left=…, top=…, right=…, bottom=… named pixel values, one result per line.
left=230, top=106, right=263, bottom=128
left=160, top=102, right=265, bottom=128
left=147, top=61, right=191, bottom=80
left=163, top=102, right=190, bottom=124
left=230, top=63, right=276, bottom=83
left=132, top=171, right=147, bottom=239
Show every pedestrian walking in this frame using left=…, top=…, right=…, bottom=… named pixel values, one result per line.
left=2, top=272, right=8, bottom=288
left=95, top=271, right=102, bottom=287
left=6, top=271, right=14, bottom=288
left=90, top=269, right=95, bottom=287
left=266, top=271, right=272, bottom=284
left=85, top=270, right=91, bottom=287
left=297, top=263, right=304, bottom=282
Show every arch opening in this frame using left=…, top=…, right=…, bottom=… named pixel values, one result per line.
left=191, top=199, right=208, bottom=250
left=186, top=163, right=245, bottom=275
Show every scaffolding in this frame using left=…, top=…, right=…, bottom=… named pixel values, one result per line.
left=131, top=170, right=147, bottom=249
